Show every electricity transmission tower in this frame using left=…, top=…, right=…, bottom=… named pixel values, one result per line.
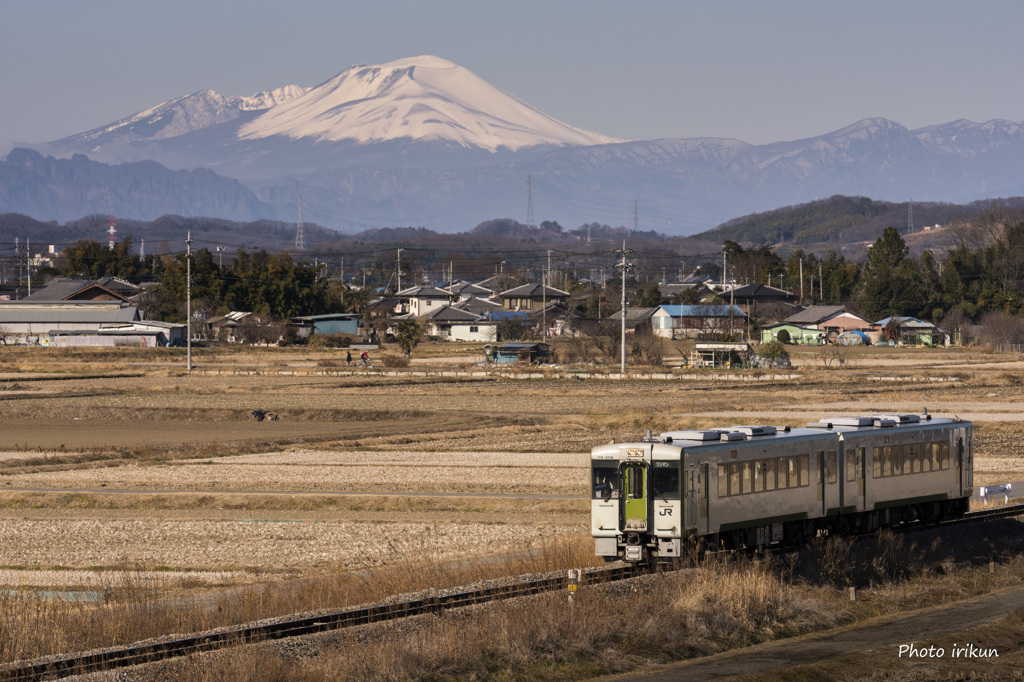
left=525, top=174, right=535, bottom=228
left=295, top=195, right=306, bottom=249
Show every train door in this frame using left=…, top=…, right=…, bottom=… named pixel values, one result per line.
left=955, top=429, right=966, bottom=497
left=857, top=445, right=866, bottom=511
left=699, top=463, right=709, bottom=535
left=817, top=450, right=826, bottom=516
left=621, top=462, right=649, bottom=531
left=685, top=463, right=696, bottom=532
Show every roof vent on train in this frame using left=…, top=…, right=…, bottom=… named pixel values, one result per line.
left=660, top=430, right=728, bottom=442
left=875, top=414, right=921, bottom=424
left=808, top=416, right=874, bottom=428
left=732, top=425, right=777, bottom=436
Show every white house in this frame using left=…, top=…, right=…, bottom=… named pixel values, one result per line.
left=421, top=306, right=497, bottom=342
left=395, top=286, right=456, bottom=317
left=651, top=304, right=746, bottom=339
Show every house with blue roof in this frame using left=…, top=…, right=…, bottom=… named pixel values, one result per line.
left=651, top=304, right=746, bottom=340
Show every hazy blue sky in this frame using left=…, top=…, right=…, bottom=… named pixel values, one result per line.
left=2, top=0, right=1022, bottom=152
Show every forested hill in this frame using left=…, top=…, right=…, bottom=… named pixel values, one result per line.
left=0, top=213, right=336, bottom=254
left=699, top=195, right=1024, bottom=249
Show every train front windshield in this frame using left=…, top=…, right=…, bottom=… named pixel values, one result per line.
left=592, top=461, right=620, bottom=500
left=651, top=463, right=680, bottom=499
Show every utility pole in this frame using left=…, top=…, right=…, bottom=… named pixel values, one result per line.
left=799, top=258, right=804, bottom=304
left=542, top=273, right=547, bottom=342
left=615, top=241, right=635, bottom=374
left=186, top=232, right=193, bottom=374
left=396, top=248, right=403, bottom=293
left=819, top=262, right=824, bottom=300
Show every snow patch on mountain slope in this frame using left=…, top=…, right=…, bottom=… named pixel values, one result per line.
left=238, top=55, right=618, bottom=151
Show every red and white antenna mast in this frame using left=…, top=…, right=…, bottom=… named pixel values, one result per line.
left=107, top=218, right=117, bottom=251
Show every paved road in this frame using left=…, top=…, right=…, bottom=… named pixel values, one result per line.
left=602, top=585, right=1024, bottom=681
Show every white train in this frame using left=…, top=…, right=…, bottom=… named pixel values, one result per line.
left=591, top=412, right=973, bottom=562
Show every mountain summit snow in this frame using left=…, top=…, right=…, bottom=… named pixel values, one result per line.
left=53, top=56, right=616, bottom=158
left=238, top=55, right=618, bottom=150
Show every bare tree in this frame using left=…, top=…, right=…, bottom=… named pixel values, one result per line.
left=978, top=311, right=1024, bottom=347
left=940, top=310, right=974, bottom=346
left=630, top=330, right=665, bottom=366
left=593, top=321, right=622, bottom=363
left=238, top=315, right=288, bottom=346
left=562, top=336, right=596, bottom=364
left=0, top=325, right=13, bottom=345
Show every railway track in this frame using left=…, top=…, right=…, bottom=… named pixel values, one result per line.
left=4, top=503, right=1023, bottom=681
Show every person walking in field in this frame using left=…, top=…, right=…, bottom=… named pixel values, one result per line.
left=361, top=350, right=369, bottom=366
left=346, top=351, right=352, bottom=366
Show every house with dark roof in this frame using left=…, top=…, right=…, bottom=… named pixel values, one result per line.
left=498, top=283, right=570, bottom=311
left=420, top=306, right=497, bottom=342
left=453, top=296, right=503, bottom=316
left=24, top=278, right=139, bottom=303
left=728, top=283, right=798, bottom=318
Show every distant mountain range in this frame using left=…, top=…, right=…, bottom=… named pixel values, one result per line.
left=8, top=55, right=1024, bottom=234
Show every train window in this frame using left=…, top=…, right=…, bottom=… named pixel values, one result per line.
left=652, top=465, right=680, bottom=500
left=891, top=445, right=902, bottom=476
left=827, top=451, right=837, bottom=484
left=883, top=446, right=893, bottom=477
left=911, top=445, right=921, bottom=474
left=779, top=456, right=790, bottom=489
left=941, top=441, right=950, bottom=470
left=753, top=460, right=763, bottom=493
left=873, top=447, right=882, bottom=478
left=765, top=458, right=777, bottom=491
left=591, top=463, right=619, bottom=500
left=800, top=454, right=810, bottom=487
left=923, top=443, right=933, bottom=472
left=847, top=450, right=856, bottom=482
left=741, top=461, right=752, bottom=494
left=718, top=464, right=728, bottom=497
left=729, top=461, right=740, bottom=496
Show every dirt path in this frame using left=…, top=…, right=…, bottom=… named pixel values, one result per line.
left=604, top=585, right=1024, bottom=681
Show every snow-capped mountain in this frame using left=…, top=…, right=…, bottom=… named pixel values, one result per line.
left=63, top=86, right=309, bottom=146
left=239, top=55, right=617, bottom=150
left=20, top=56, right=1024, bottom=233
left=49, top=55, right=615, bottom=170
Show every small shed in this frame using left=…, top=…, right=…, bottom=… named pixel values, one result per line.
left=837, top=330, right=871, bottom=346
left=760, top=323, right=824, bottom=345
left=291, top=313, right=362, bottom=338
left=495, top=342, right=550, bottom=365
left=690, top=342, right=752, bottom=368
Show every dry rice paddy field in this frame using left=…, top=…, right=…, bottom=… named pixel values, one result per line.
left=4, top=342, right=1024, bottom=677
left=1, top=343, right=1024, bottom=579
